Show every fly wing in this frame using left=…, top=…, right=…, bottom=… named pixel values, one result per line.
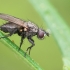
left=0, top=13, right=27, bottom=28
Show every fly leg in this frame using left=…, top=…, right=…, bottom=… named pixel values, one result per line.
left=26, top=36, right=35, bottom=55
left=18, top=32, right=26, bottom=51
left=0, top=33, right=11, bottom=39
left=0, top=28, right=17, bottom=39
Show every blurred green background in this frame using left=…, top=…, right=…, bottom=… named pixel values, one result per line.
left=0, top=0, right=70, bottom=70
left=49, top=0, right=70, bottom=26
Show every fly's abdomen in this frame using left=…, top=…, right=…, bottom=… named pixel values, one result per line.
left=0, top=26, right=9, bottom=33
left=0, top=25, right=15, bottom=33
left=0, top=22, right=18, bottom=33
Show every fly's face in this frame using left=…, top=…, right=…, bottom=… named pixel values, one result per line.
left=37, top=28, right=50, bottom=39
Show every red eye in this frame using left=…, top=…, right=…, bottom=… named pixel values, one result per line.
left=37, top=29, right=44, bottom=39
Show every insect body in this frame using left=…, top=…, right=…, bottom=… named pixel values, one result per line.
left=0, top=13, right=49, bottom=55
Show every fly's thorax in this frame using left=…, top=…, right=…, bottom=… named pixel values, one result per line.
left=24, top=21, right=39, bottom=37
left=27, top=21, right=38, bottom=33
left=26, top=31, right=37, bottom=37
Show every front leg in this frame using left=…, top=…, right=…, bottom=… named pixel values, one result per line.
left=26, top=36, right=35, bottom=55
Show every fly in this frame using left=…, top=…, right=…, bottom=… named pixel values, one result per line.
left=0, top=13, right=50, bottom=55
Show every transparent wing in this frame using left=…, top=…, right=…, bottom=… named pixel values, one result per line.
left=0, top=13, right=27, bottom=28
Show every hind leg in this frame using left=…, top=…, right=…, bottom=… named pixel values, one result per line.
left=0, top=33, right=11, bottom=39
left=18, top=32, right=26, bottom=51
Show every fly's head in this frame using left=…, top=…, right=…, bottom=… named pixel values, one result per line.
left=37, top=28, right=50, bottom=39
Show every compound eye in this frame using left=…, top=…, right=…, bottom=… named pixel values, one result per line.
left=37, top=29, right=44, bottom=39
